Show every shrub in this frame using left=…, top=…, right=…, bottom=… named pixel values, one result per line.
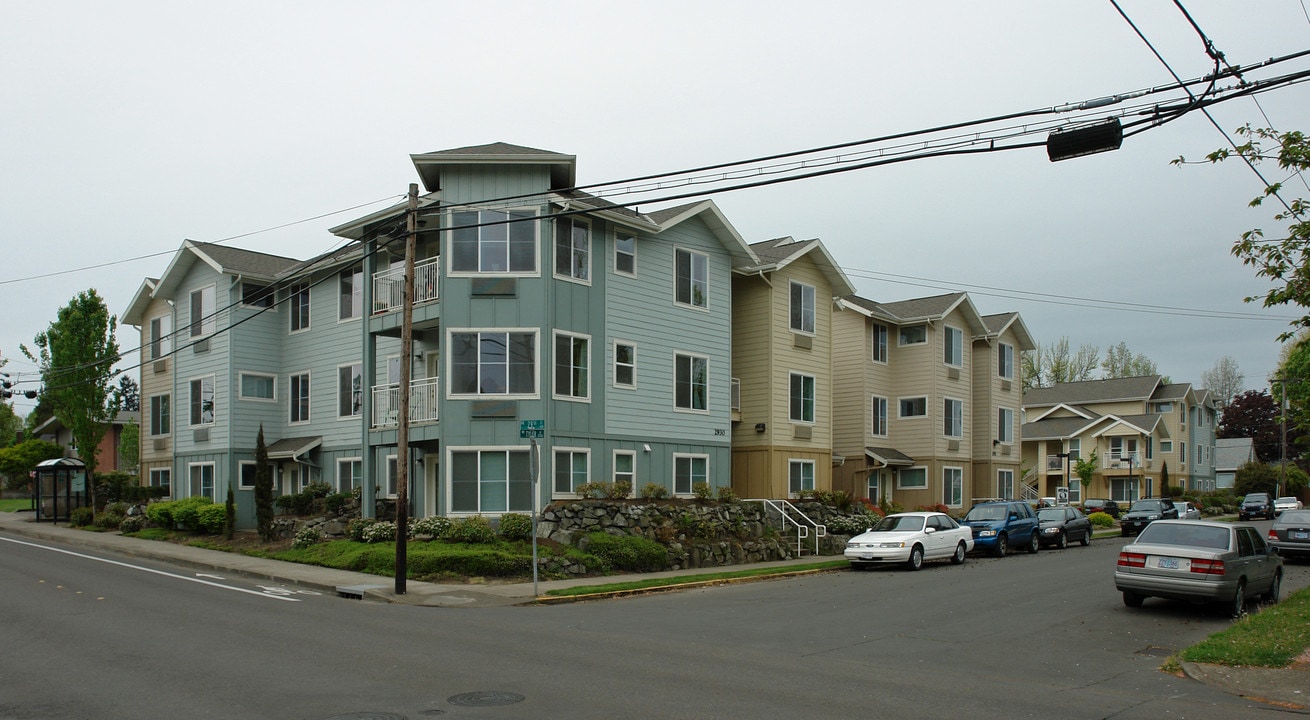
left=347, top=517, right=377, bottom=542
left=195, top=504, right=228, bottom=534
left=692, top=482, right=713, bottom=500
left=119, top=514, right=146, bottom=534
left=447, top=515, right=497, bottom=544
left=172, top=497, right=215, bottom=530
left=94, top=511, right=125, bottom=530
left=145, top=501, right=175, bottom=528
left=716, top=485, right=739, bottom=503
left=292, top=525, right=324, bottom=549
left=1088, top=511, right=1115, bottom=528
left=303, top=481, right=333, bottom=499
left=640, top=483, right=669, bottom=500
left=580, top=532, right=669, bottom=572
left=604, top=481, right=632, bottom=499
left=69, top=506, right=94, bottom=527
left=104, top=502, right=129, bottom=516
left=831, top=490, right=853, bottom=511
left=498, top=513, right=533, bottom=541
left=826, top=513, right=880, bottom=535
left=324, top=492, right=351, bottom=515
left=410, top=516, right=451, bottom=539
left=361, top=520, right=398, bottom=543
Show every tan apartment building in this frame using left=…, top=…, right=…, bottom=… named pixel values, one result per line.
left=730, top=237, right=855, bottom=498
left=124, top=277, right=174, bottom=496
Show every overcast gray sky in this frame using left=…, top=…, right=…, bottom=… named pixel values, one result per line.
left=4, top=1, right=1309, bottom=416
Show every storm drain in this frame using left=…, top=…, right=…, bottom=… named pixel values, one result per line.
left=447, top=691, right=525, bottom=707
left=1136, top=645, right=1174, bottom=657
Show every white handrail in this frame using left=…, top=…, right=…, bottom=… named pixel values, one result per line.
left=749, top=499, right=826, bottom=556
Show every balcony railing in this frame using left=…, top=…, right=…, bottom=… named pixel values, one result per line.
left=371, top=377, right=440, bottom=427
left=1103, top=452, right=1140, bottom=469
left=372, top=258, right=440, bottom=314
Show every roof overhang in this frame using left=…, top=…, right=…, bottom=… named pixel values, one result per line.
left=864, top=447, right=915, bottom=467
left=266, top=436, right=323, bottom=462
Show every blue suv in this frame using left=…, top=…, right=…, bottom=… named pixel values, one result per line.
left=960, top=501, right=1040, bottom=557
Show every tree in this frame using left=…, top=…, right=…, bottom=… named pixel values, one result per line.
left=1200, top=356, right=1244, bottom=415
left=1021, top=337, right=1099, bottom=390
left=0, top=401, right=21, bottom=449
left=1160, top=461, right=1173, bottom=497
left=1273, top=336, right=1310, bottom=463
left=118, top=420, right=139, bottom=476
left=116, top=375, right=140, bottom=412
left=254, top=425, right=274, bottom=540
left=1100, top=342, right=1162, bottom=380
left=0, top=439, right=64, bottom=491
left=21, top=290, right=121, bottom=512
left=1074, top=449, right=1098, bottom=492
left=1219, top=390, right=1282, bottom=463
left=225, top=485, right=236, bottom=541
left=1234, top=461, right=1278, bottom=497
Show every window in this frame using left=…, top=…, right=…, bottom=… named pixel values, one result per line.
left=789, top=460, right=815, bottom=495
left=614, top=451, right=635, bottom=491
left=897, top=466, right=927, bottom=489
left=149, top=394, right=170, bottom=436
left=614, top=231, right=636, bottom=275
left=189, top=285, right=215, bottom=337
left=1196, top=445, right=1204, bottom=467
left=1111, top=477, right=1139, bottom=503
left=289, top=283, right=310, bottom=332
left=189, top=376, right=214, bottom=426
left=998, top=469, right=1014, bottom=499
left=789, top=372, right=815, bottom=423
left=554, top=332, right=589, bottom=400
left=899, top=397, right=927, bottom=418
left=338, top=363, right=362, bottom=417
left=1146, top=437, right=1154, bottom=460
left=290, top=372, right=310, bottom=423
left=944, top=326, right=963, bottom=366
left=790, top=281, right=815, bottom=334
left=450, top=330, right=537, bottom=396
left=1160, top=440, right=1173, bottom=454
left=675, top=353, right=708, bottom=411
left=997, top=408, right=1014, bottom=443
left=614, top=342, right=635, bottom=388
left=1068, top=438, right=1081, bottom=461
left=998, top=343, right=1014, bottom=379
left=1180, top=441, right=1187, bottom=464
left=871, top=324, right=888, bottom=363
left=339, top=265, right=362, bottom=319
left=866, top=471, right=882, bottom=504
left=149, top=468, right=170, bottom=493
left=242, top=283, right=273, bottom=308
left=899, top=325, right=926, bottom=345
left=943, top=467, right=963, bottom=507
left=1069, top=477, right=1082, bottom=504
left=450, top=449, right=532, bottom=513
left=553, top=449, right=589, bottom=496
left=674, top=454, right=708, bottom=496
left=239, top=461, right=257, bottom=490
left=1156, top=402, right=1173, bottom=412
left=554, top=217, right=590, bottom=282
left=148, top=315, right=172, bottom=360
left=871, top=396, right=888, bottom=437
left=944, top=398, right=963, bottom=438
left=450, top=209, right=538, bottom=274
left=239, top=372, right=276, bottom=401
left=675, top=248, right=708, bottom=309
left=189, top=463, right=214, bottom=500
left=336, top=458, right=362, bottom=493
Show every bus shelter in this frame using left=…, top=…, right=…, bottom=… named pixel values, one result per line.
left=33, top=457, right=88, bottom=523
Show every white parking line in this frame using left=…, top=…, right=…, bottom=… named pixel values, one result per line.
left=0, top=536, right=299, bottom=602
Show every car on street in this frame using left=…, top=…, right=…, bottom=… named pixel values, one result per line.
left=1239, top=492, right=1276, bottom=521
left=1268, top=509, right=1310, bottom=560
left=1178, top=501, right=1201, bottom=520
left=1115, top=519, right=1283, bottom=617
left=1119, top=498, right=1179, bottom=536
left=1274, top=496, right=1304, bottom=515
left=960, top=500, right=1040, bottom=557
left=1082, top=498, right=1121, bottom=518
left=844, top=512, right=974, bottom=571
left=1037, top=505, right=1093, bottom=548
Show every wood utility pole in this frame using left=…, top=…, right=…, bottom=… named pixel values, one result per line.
left=395, top=183, right=417, bottom=595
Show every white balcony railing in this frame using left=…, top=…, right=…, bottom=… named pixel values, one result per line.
left=371, top=377, right=440, bottom=427
left=372, top=258, right=440, bottom=314
left=1046, top=455, right=1065, bottom=471
left=1103, top=452, right=1140, bottom=470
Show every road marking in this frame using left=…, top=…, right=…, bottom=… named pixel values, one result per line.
left=0, top=536, right=299, bottom=602
left=196, top=572, right=225, bottom=579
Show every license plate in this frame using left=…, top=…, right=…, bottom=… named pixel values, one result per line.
left=1293, top=531, right=1308, bottom=540
left=1157, top=557, right=1179, bottom=569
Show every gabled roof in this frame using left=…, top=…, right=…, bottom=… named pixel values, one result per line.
left=1028, top=403, right=1098, bottom=422
left=1149, top=382, right=1194, bottom=403
left=865, top=446, right=915, bottom=467
left=153, top=241, right=300, bottom=300
left=648, top=200, right=759, bottom=269
left=552, top=189, right=660, bottom=231
left=739, top=237, right=857, bottom=297
left=839, top=291, right=989, bottom=336
left=1090, top=414, right=1164, bottom=438
left=1020, top=415, right=1108, bottom=441
left=410, top=142, right=576, bottom=192
left=1023, top=375, right=1163, bottom=409
left=328, top=193, right=440, bottom=241
left=121, top=277, right=158, bottom=327
left=980, top=312, right=1037, bottom=352
left=1215, top=437, right=1255, bottom=471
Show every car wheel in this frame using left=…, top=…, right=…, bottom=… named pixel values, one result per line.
left=1027, top=531, right=1040, bottom=553
left=951, top=541, right=966, bottom=565
left=906, top=544, right=924, bottom=571
left=1265, top=570, right=1282, bottom=604
left=1122, top=591, right=1144, bottom=608
left=994, top=534, right=1008, bottom=558
left=1055, top=531, right=1067, bottom=550
left=1079, top=529, right=1091, bottom=546
left=1229, top=580, right=1247, bottom=619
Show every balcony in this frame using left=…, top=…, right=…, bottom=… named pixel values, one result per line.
left=371, top=377, right=440, bottom=427
left=1103, top=452, right=1140, bottom=470
left=372, top=258, right=440, bottom=314
left=1046, top=455, right=1066, bottom=471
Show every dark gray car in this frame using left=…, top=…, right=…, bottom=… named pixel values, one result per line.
left=1269, top=509, right=1310, bottom=560
left=1036, top=505, right=1093, bottom=548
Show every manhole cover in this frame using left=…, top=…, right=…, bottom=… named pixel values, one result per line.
left=447, top=691, right=525, bottom=707
left=325, top=714, right=407, bottom=720
left=1136, top=645, right=1173, bottom=657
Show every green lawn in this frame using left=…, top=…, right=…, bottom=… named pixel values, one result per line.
left=0, top=498, right=34, bottom=512
left=1177, top=585, right=1310, bottom=667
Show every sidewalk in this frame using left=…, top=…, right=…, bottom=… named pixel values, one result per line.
left=2, top=509, right=1305, bottom=710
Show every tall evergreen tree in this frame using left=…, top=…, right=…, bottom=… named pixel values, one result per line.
left=254, top=425, right=275, bottom=540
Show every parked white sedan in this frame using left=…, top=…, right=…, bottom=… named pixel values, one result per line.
left=1275, top=497, right=1304, bottom=515
left=845, top=512, right=974, bottom=571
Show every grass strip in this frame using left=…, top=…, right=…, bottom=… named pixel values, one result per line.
left=0, top=499, right=35, bottom=512
left=543, top=559, right=849, bottom=597
left=1178, top=585, right=1310, bottom=667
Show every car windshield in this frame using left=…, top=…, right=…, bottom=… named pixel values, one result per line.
left=1244, top=494, right=1269, bottom=502
left=1278, top=497, right=1297, bottom=503
left=874, top=515, right=925, bottom=532
left=1128, top=500, right=1161, bottom=513
left=1279, top=510, right=1310, bottom=524
left=1084, top=500, right=1104, bottom=507
left=1037, top=508, right=1066, bottom=521
left=1136, top=523, right=1229, bottom=550
left=964, top=506, right=1007, bottom=521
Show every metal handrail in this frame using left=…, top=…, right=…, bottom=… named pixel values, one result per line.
left=749, top=499, right=826, bottom=556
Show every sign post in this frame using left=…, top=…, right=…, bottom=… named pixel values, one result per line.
left=521, top=420, right=543, bottom=597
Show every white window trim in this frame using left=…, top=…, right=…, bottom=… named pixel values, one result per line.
left=338, top=265, right=363, bottom=322
left=288, top=283, right=310, bottom=334
left=445, top=327, right=541, bottom=399
left=148, top=393, right=171, bottom=437
left=672, top=452, right=710, bottom=497
left=383, top=454, right=398, bottom=498
left=289, top=370, right=312, bottom=425
left=613, top=449, right=637, bottom=496
left=871, top=323, right=888, bottom=364
left=551, top=446, right=591, bottom=499
left=673, top=246, right=710, bottom=312
left=613, top=229, right=637, bottom=277
left=148, top=313, right=173, bottom=360
left=944, top=325, right=963, bottom=367
left=789, top=371, right=816, bottom=425
left=789, top=280, right=816, bottom=336
left=240, top=282, right=275, bottom=310
left=612, top=339, right=636, bottom=390
left=897, top=465, right=928, bottom=490
left=673, top=350, right=710, bottom=414
left=238, top=460, right=257, bottom=490
left=189, top=284, right=217, bottom=339
left=944, top=397, right=964, bottom=438
left=444, top=206, right=542, bottom=278
left=943, top=466, right=964, bottom=508
left=336, top=361, right=363, bottom=420
left=336, top=457, right=362, bottom=493
left=898, top=324, right=927, bottom=346
left=552, top=330, right=592, bottom=403
left=998, top=342, right=1014, bottom=380
left=788, top=458, right=816, bottom=497
left=149, top=468, right=171, bottom=491
left=188, top=461, right=215, bottom=500
left=997, top=469, right=1015, bottom=499
left=238, top=371, right=277, bottom=402
left=553, top=216, right=592, bottom=286
left=898, top=396, right=928, bottom=419
left=997, top=407, right=1014, bottom=444
left=189, top=374, right=216, bottom=427
left=870, top=395, right=888, bottom=438
left=443, top=446, right=534, bottom=515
